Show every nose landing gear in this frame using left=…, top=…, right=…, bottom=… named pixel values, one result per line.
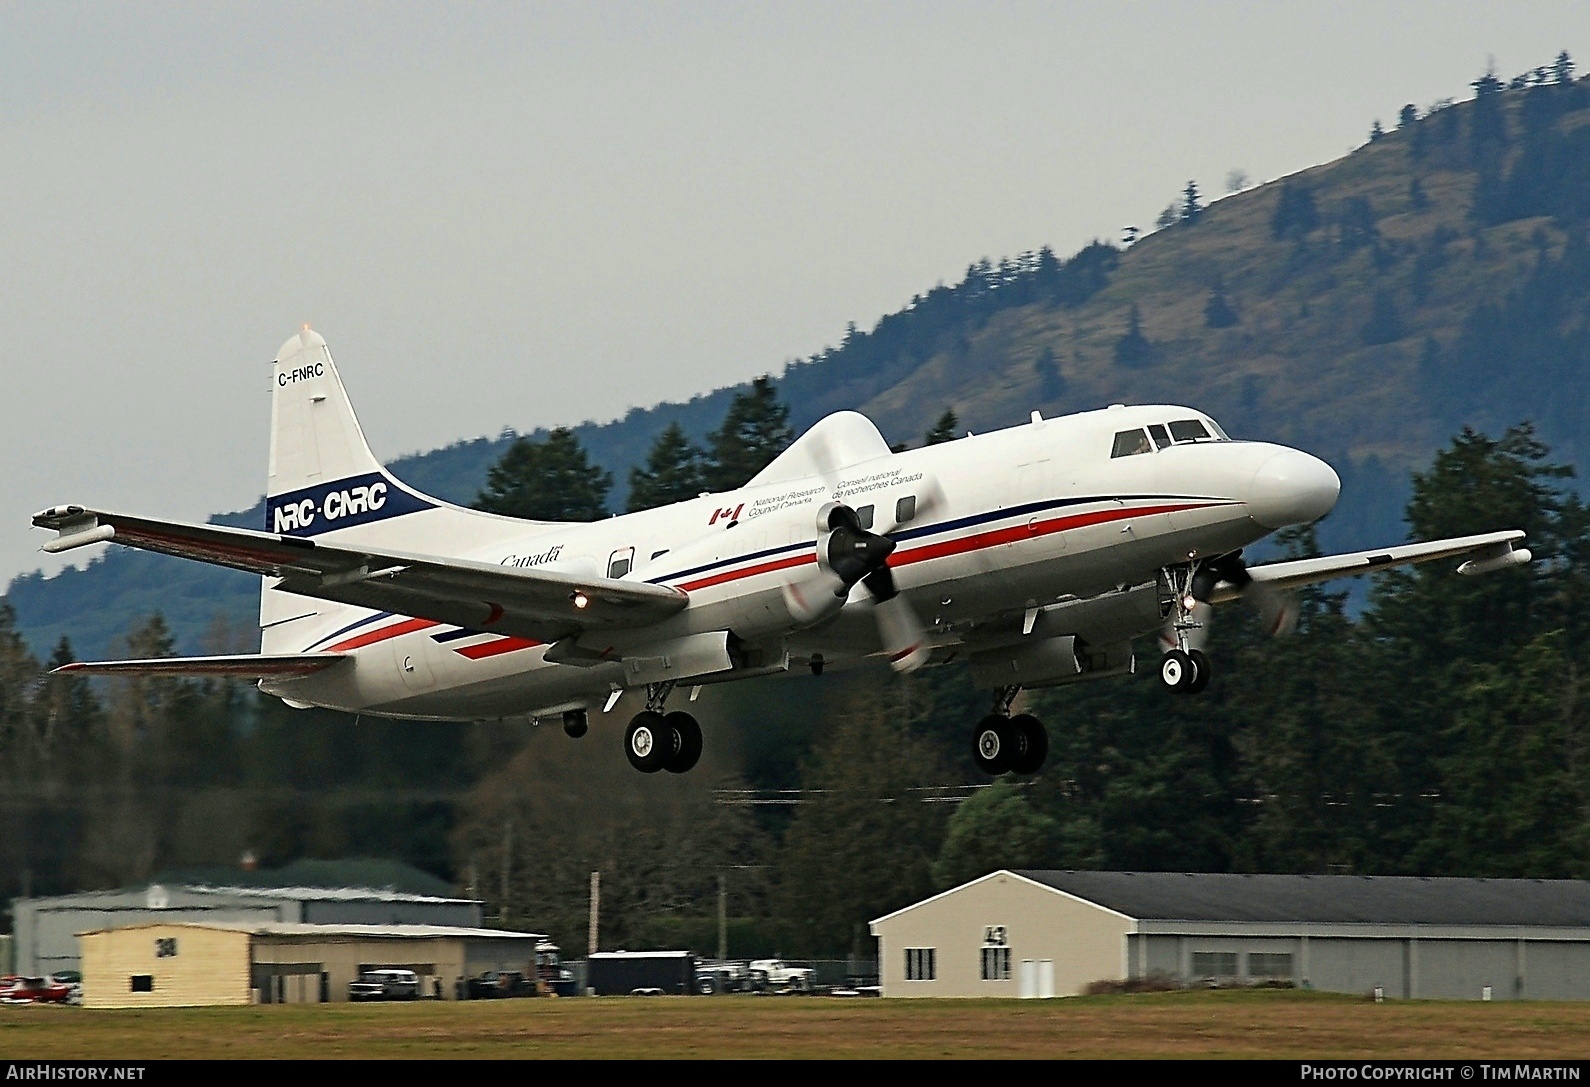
left=623, top=682, right=704, bottom=774
left=1160, top=561, right=1212, bottom=694
left=972, top=685, right=1048, bottom=776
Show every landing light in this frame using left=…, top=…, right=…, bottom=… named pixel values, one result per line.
left=1182, top=593, right=1197, bottom=611
left=572, top=591, right=590, bottom=610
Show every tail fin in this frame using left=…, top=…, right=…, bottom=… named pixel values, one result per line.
left=260, top=328, right=538, bottom=655
left=266, top=328, right=436, bottom=537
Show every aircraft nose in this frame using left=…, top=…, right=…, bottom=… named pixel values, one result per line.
left=1248, top=448, right=1340, bottom=529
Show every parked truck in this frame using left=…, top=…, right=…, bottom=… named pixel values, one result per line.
left=748, top=959, right=817, bottom=993
left=586, top=951, right=697, bottom=996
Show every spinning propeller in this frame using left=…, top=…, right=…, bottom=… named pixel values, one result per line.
left=782, top=501, right=934, bottom=673
left=1162, top=550, right=1299, bottom=654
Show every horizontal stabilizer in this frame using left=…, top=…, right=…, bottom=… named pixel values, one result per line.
left=53, top=653, right=349, bottom=678
left=32, top=504, right=687, bottom=645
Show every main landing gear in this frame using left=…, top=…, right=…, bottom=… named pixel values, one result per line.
left=972, top=685, right=1049, bottom=776
left=623, top=682, right=703, bottom=775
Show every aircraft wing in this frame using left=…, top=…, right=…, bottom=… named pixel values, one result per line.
left=52, top=653, right=349, bottom=678
left=1208, top=530, right=1529, bottom=603
left=32, top=505, right=688, bottom=645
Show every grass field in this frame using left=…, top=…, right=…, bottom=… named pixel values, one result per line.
left=3, top=990, right=1590, bottom=1059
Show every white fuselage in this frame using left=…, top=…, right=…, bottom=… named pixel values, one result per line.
left=258, top=404, right=1338, bottom=720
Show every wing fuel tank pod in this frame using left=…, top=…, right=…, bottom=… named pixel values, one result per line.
left=1457, top=540, right=1532, bottom=576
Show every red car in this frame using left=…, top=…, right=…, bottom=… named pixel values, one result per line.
left=0, top=975, right=71, bottom=1004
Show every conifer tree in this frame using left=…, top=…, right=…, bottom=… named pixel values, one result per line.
left=475, top=427, right=612, bottom=521
left=1181, top=180, right=1204, bottom=223
left=704, top=376, right=793, bottom=491
left=1114, top=305, right=1155, bottom=368
left=923, top=409, right=960, bottom=446
left=1204, top=285, right=1239, bottom=329
left=1034, top=347, right=1067, bottom=400
left=627, top=422, right=706, bottom=512
left=1271, top=181, right=1319, bottom=240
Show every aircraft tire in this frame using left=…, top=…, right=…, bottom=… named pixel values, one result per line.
left=1008, top=714, right=1048, bottom=775
left=663, top=711, right=703, bottom=774
left=1160, top=649, right=1196, bottom=691
left=973, top=714, right=1017, bottom=775
left=563, top=709, right=589, bottom=738
left=1187, top=650, right=1210, bottom=694
left=625, top=711, right=670, bottom=773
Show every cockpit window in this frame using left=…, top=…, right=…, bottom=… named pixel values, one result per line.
left=1168, top=419, right=1213, bottom=443
left=1111, top=429, right=1153, bottom=458
left=1147, top=423, right=1172, bottom=450
left=1206, top=417, right=1230, bottom=439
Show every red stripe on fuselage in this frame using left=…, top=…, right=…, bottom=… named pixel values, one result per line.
left=326, top=617, right=439, bottom=652
left=669, top=501, right=1227, bottom=593
left=679, top=552, right=816, bottom=592
left=455, top=636, right=541, bottom=660
left=890, top=502, right=1212, bottom=567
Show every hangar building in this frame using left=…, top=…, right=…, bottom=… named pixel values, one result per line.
left=78, top=921, right=542, bottom=1008
left=870, top=870, right=1590, bottom=1000
left=14, top=880, right=482, bottom=976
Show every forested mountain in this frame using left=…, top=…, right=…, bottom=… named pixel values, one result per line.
left=5, top=59, right=1590, bottom=957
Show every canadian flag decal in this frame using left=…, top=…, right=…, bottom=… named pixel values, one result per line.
left=708, top=503, right=744, bottom=526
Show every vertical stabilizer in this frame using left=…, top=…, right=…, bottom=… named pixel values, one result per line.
left=265, top=329, right=436, bottom=536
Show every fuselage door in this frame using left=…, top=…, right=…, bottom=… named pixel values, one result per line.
left=607, top=547, right=636, bottom=579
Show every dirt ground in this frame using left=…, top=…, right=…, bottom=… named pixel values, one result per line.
left=3, top=990, right=1588, bottom=1060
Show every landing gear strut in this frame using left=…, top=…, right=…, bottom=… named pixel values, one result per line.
left=972, top=685, right=1048, bottom=776
left=624, top=681, right=703, bottom=774
left=1160, top=561, right=1212, bottom=694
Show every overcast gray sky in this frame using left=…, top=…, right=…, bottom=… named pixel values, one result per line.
left=3, top=2, right=1585, bottom=586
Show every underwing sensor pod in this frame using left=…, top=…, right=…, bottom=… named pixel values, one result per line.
left=35, top=330, right=1530, bottom=777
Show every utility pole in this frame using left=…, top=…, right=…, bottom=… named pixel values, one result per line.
left=500, top=818, right=512, bottom=924
left=588, top=871, right=600, bottom=956
left=717, top=874, right=728, bottom=962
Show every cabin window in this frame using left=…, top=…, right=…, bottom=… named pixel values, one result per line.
left=1111, top=429, right=1152, bottom=458
left=895, top=496, right=916, bottom=524
left=130, top=975, right=154, bottom=992
left=855, top=504, right=875, bottom=530
left=1168, top=419, right=1212, bottom=443
left=1147, top=423, right=1172, bottom=450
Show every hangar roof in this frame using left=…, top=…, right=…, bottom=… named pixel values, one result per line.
left=77, top=921, right=545, bottom=941
left=1013, top=871, right=1590, bottom=928
left=20, top=882, right=476, bottom=909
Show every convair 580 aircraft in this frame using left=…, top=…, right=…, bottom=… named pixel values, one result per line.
left=35, top=330, right=1530, bottom=776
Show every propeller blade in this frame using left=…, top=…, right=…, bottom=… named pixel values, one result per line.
left=1249, top=582, right=1299, bottom=637
left=862, top=564, right=898, bottom=602
left=874, top=593, right=930, bottom=673
left=781, top=568, right=848, bottom=625
left=873, top=473, right=946, bottom=534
